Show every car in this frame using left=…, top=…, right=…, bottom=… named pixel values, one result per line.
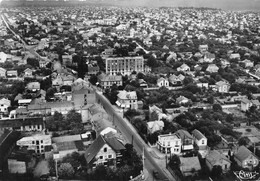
left=153, top=170, right=160, bottom=179
left=39, top=174, right=49, bottom=181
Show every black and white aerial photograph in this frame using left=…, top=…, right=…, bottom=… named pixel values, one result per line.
left=0, top=0, right=260, bottom=180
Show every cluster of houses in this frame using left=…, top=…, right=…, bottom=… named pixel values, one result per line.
left=157, top=128, right=259, bottom=176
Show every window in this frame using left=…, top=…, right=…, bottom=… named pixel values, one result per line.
left=99, top=156, right=103, bottom=159
left=41, top=140, right=43, bottom=143
left=202, top=140, right=205, bottom=144
left=104, top=147, right=107, bottom=152
left=32, top=141, right=35, bottom=144
left=225, top=164, right=227, bottom=169
left=108, top=155, right=112, bottom=158
left=168, top=142, right=170, bottom=146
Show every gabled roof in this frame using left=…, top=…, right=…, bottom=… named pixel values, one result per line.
left=84, top=135, right=125, bottom=164
left=234, top=146, right=258, bottom=163
left=104, top=137, right=125, bottom=151
left=206, top=150, right=231, bottom=166
left=176, top=129, right=193, bottom=140
left=192, top=129, right=206, bottom=141
left=85, top=135, right=106, bottom=164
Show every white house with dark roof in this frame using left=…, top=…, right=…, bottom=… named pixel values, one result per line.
left=192, top=129, right=207, bottom=149
left=234, top=146, right=259, bottom=170
left=116, top=90, right=138, bottom=109
left=84, top=135, right=125, bottom=168
left=157, top=77, right=169, bottom=87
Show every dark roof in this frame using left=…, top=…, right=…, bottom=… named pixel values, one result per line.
left=234, top=146, right=258, bottom=162
left=85, top=135, right=106, bottom=164
left=104, top=137, right=125, bottom=151
left=192, top=129, right=206, bottom=140
left=84, top=135, right=125, bottom=164
left=0, top=117, right=44, bottom=128
left=176, top=129, right=193, bottom=140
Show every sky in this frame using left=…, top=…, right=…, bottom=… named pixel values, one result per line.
left=112, top=0, right=260, bottom=11
left=0, top=0, right=260, bottom=11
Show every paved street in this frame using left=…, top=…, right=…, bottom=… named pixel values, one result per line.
left=95, top=91, right=174, bottom=181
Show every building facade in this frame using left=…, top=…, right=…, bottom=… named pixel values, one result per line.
left=105, top=56, right=144, bottom=75
left=157, top=133, right=181, bottom=155
left=16, top=134, right=51, bottom=154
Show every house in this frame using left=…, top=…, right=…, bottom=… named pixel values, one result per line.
left=62, top=55, right=73, bottom=66
left=149, top=105, right=168, bottom=121
left=0, top=98, right=11, bottom=114
left=199, top=45, right=208, bottom=53
left=192, top=129, right=207, bottom=149
left=88, top=64, right=100, bottom=75
left=72, top=87, right=96, bottom=109
left=242, top=59, right=254, bottom=68
left=215, top=81, right=230, bottom=93
left=180, top=157, right=201, bottom=177
left=26, top=82, right=40, bottom=92
left=205, top=150, right=231, bottom=173
left=24, top=68, right=33, bottom=77
left=168, top=74, right=182, bottom=86
left=0, top=67, right=6, bottom=77
left=97, top=73, right=123, bottom=89
left=214, top=139, right=234, bottom=156
left=116, top=90, right=138, bottom=109
left=176, top=96, right=190, bottom=105
left=84, top=135, right=125, bottom=168
left=221, top=59, right=230, bottom=68
left=157, top=77, right=169, bottom=87
left=6, top=70, right=18, bottom=78
left=147, top=121, right=164, bottom=134
left=234, top=146, right=259, bottom=170
left=230, top=53, right=241, bottom=60
left=204, top=52, right=216, bottom=63
left=0, top=117, right=44, bottom=132
left=157, top=133, right=181, bottom=155
left=177, top=64, right=190, bottom=72
left=138, top=79, right=148, bottom=88
left=0, top=52, right=7, bottom=63
left=206, top=64, right=219, bottom=73
left=175, top=129, right=194, bottom=151
left=241, top=98, right=260, bottom=112
left=16, top=134, right=51, bottom=154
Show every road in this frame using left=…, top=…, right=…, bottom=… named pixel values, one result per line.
left=95, top=91, right=173, bottom=181
left=0, top=13, right=46, bottom=61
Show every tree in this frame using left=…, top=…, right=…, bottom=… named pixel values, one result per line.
left=66, top=110, right=84, bottom=134
left=238, top=137, right=249, bottom=146
left=46, top=111, right=64, bottom=131
left=212, top=104, right=222, bottom=112
left=211, top=165, right=222, bottom=179
left=168, top=154, right=180, bottom=170
left=58, top=163, right=75, bottom=178
left=183, top=77, right=193, bottom=86
left=27, top=57, right=39, bottom=68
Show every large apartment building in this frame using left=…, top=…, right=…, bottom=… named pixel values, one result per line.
left=105, top=56, right=144, bottom=75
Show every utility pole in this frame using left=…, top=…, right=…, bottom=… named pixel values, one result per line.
left=131, top=135, right=134, bottom=145
left=55, top=159, right=58, bottom=179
